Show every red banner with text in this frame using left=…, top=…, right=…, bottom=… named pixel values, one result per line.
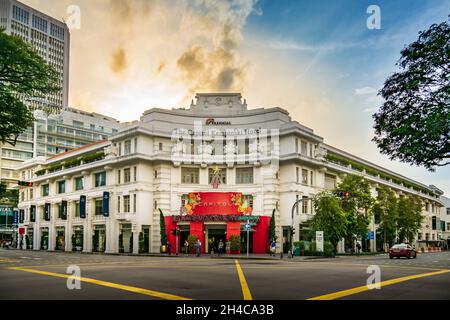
left=184, top=192, right=253, bottom=216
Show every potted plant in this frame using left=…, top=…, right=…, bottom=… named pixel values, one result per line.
left=229, top=235, right=241, bottom=254
left=187, top=235, right=198, bottom=254
left=119, top=234, right=124, bottom=253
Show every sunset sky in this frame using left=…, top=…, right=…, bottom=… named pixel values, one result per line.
left=21, top=0, right=450, bottom=195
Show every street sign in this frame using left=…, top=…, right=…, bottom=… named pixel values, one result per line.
left=245, top=223, right=251, bottom=231
left=366, top=231, right=374, bottom=240
left=316, top=231, right=324, bottom=252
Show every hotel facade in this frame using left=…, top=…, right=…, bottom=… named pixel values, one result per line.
left=16, top=94, right=444, bottom=254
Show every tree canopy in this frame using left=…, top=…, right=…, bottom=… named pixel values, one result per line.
left=0, top=29, right=60, bottom=146
left=310, top=191, right=347, bottom=251
left=373, top=17, right=450, bottom=171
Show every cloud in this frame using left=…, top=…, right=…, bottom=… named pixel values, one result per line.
left=110, top=48, right=128, bottom=75
left=354, top=86, right=377, bottom=95
left=176, top=0, right=259, bottom=96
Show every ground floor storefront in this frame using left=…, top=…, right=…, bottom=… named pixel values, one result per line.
left=164, top=192, right=271, bottom=254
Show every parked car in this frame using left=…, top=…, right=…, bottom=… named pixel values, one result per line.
left=389, top=244, right=417, bottom=259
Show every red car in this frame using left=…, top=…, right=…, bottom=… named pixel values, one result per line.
left=389, top=244, right=417, bottom=259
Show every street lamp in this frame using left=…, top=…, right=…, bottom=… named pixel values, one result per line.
left=281, top=197, right=312, bottom=259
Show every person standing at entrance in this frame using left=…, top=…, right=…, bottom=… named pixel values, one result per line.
left=196, top=239, right=202, bottom=257
left=218, top=240, right=224, bottom=256
left=184, top=240, right=189, bottom=256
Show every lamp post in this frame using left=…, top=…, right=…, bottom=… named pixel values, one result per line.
left=281, top=197, right=312, bottom=259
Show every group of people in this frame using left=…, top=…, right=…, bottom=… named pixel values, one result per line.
left=166, top=239, right=225, bottom=256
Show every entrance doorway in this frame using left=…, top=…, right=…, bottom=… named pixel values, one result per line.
left=93, top=225, right=106, bottom=252
left=206, top=226, right=226, bottom=254
left=55, top=228, right=65, bottom=251
left=119, top=224, right=132, bottom=253
left=40, top=228, right=48, bottom=250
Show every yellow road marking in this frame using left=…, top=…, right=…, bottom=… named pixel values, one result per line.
left=307, top=269, right=450, bottom=300
left=8, top=267, right=191, bottom=300
left=234, top=260, right=253, bottom=300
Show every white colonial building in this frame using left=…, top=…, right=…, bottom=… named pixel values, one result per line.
left=16, top=93, right=444, bottom=254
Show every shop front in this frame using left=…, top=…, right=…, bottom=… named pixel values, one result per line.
left=165, top=192, right=270, bottom=254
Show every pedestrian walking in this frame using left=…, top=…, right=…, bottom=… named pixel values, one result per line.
left=196, top=239, right=202, bottom=257
left=167, top=242, right=171, bottom=255
left=218, top=240, right=224, bottom=256
left=270, top=240, right=276, bottom=257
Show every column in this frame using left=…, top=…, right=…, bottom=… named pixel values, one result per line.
left=132, top=227, right=139, bottom=255
left=47, top=204, right=55, bottom=251
left=65, top=202, right=72, bottom=252
left=105, top=219, right=118, bottom=254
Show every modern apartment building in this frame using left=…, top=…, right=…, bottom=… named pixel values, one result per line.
left=0, top=108, right=123, bottom=189
left=15, top=94, right=444, bottom=254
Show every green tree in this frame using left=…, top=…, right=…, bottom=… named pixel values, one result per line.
left=0, top=29, right=60, bottom=145
left=373, top=17, right=450, bottom=171
left=159, top=209, right=167, bottom=245
left=397, top=196, right=423, bottom=244
left=268, top=209, right=277, bottom=243
left=372, top=186, right=398, bottom=251
left=334, top=175, right=375, bottom=247
left=310, top=191, right=347, bottom=251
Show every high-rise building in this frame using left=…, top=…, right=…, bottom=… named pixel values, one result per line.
left=0, top=0, right=70, bottom=112
left=0, top=2, right=124, bottom=192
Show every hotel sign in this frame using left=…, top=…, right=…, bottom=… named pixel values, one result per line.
left=173, top=215, right=260, bottom=223
left=205, top=118, right=231, bottom=126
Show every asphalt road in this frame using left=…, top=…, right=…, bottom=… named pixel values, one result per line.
left=0, top=249, right=449, bottom=300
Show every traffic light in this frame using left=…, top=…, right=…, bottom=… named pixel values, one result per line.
left=335, top=191, right=351, bottom=199
left=291, top=226, right=295, bottom=236
left=17, top=181, right=33, bottom=187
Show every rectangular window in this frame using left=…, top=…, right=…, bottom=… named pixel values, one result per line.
left=325, top=174, right=336, bottom=190
left=95, top=172, right=106, bottom=187
left=181, top=194, right=189, bottom=207
left=181, top=167, right=199, bottom=184
left=74, top=202, right=80, bottom=218
left=21, top=191, right=25, bottom=202
left=310, top=171, right=314, bottom=186
left=133, top=194, right=137, bottom=213
left=301, top=141, right=308, bottom=156
left=447, top=223, right=450, bottom=231
left=117, top=170, right=121, bottom=184
left=123, top=195, right=130, bottom=213
left=159, top=142, right=163, bottom=151
left=432, top=216, right=437, bottom=230
left=302, top=196, right=309, bottom=214
left=447, top=208, right=450, bottom=215
left=95, top=199, right=103, bottom=215
left=29, top=188, right=33, bottom=200
left=243, top=195, right=254, bottom=208
left=124, top=168, right=131, bottom=183
left=417, top=233, right=422, bottom=241
left=296, top=195, right=299, bottom=214
left=42, top=184, right=49, bottom=196
left=74, top=177, right=83, bottom=191
left=134, top=138, right=138, bottom=153
left=133, top=167, right=137, bottom=181
left=295, top=138, right=299, bottom=153
left=124, top=140, right=131, bottom=155
left=302, top=169, right=308, bottom=185
left=236, top=168, right=254, bottom=184
left=117, top=196, right=121, bottom=214
left=118, top=143, right=122, bottom=156
left=57, top=181, right=65, bottom=194
left=208, top=168, right=227, bottom=184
